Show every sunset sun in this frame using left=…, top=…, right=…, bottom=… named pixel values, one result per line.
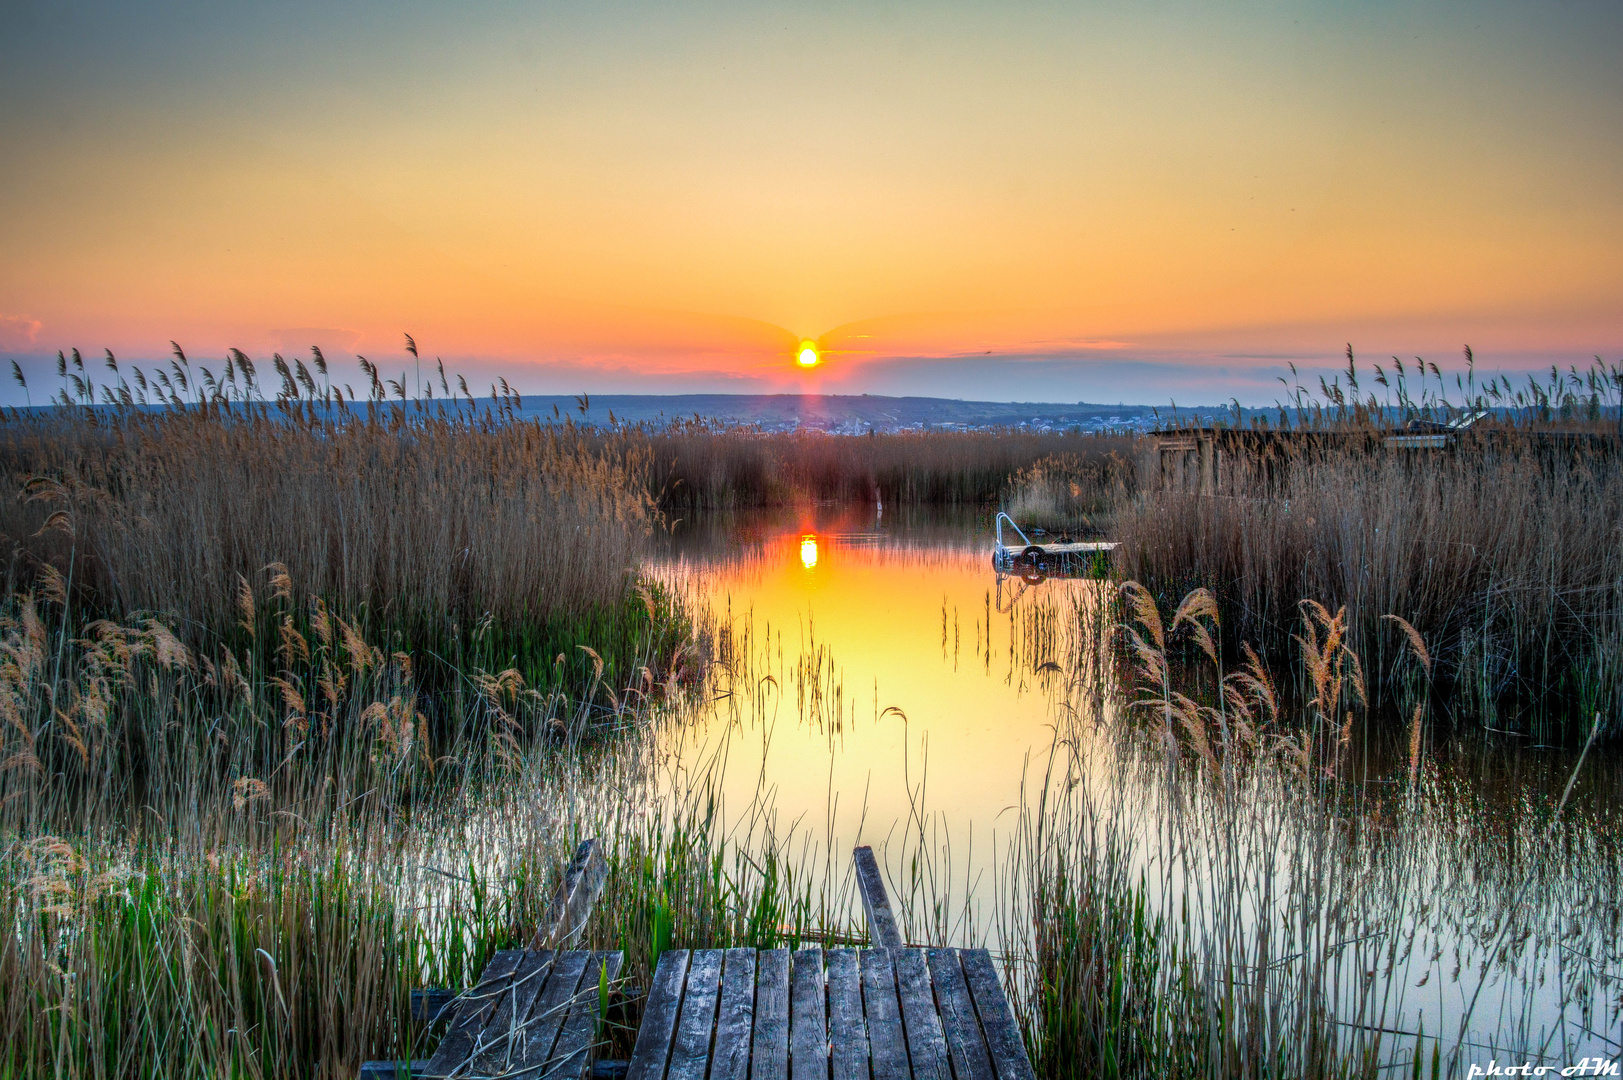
left=796, top=341, right=820, bottom=368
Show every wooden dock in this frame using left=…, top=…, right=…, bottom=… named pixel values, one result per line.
left=990, top=512, right=1115, bottom=576
left=363, top=844, right=1035, bottom=1080
left=361, top=839, right=620, bottom=1080
left=627, top=847, right=1033, bottom=1080
left=625, top=944, right=1033, bottom=1080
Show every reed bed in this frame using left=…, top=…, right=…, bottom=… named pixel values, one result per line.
left=1114, top=430, right=1623, bottom=738
left=0, top=404, right=651, bottom=637
left=0, top=395, right=684, bottom=712
left=0, top=580, right=845, bottom=1079
left=618, top=424, right=1135, bottom=512
left=1111, top=354, right=1623, bottom=737
left=994, top=582, right=1622, bottom=1078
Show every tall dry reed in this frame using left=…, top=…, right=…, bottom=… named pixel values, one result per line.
left=617, top=424, right=1135, bottom=511
left=1115, top=431, right=1623, bottom=738
left=996, top=581, right=1622, bottom=1078
left=0, top=402, right=655, bottom=655
left=0, top=579, right=831, bottom=1080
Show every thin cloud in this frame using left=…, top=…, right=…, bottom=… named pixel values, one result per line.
left=269, top=328, right=365, bottom=355
left=0, top=315, right=43, bottom=351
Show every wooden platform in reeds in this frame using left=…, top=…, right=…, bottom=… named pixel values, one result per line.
left=626, top=944, right=1033, bottom=1080
left=363, top=845, right=1034, bottom=1080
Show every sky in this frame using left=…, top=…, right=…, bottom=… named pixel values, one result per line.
left=1, top=0, right=1620, bottom=405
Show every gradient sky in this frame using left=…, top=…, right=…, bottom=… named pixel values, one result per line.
left=2, top=0, right=1620, bottom=404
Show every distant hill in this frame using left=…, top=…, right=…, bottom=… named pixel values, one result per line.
left=517, top=393, right=1191, bottom=433
left=13, top=392, right=1277, bottom=432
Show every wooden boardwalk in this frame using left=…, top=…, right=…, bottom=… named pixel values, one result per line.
left=626, top=945, right=1034, bottom=1080
left=363, top=843, right=1035, bottom=1080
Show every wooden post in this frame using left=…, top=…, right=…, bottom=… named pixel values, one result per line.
left=853, top=846, right=903, bottom=948
left=1198, top=433, right=1215, bottom=496
left=533, top=838, right=608, bottom=950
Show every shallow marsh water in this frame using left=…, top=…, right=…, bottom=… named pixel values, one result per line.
left=654, top=504, right=1623, bottom=1071
left=657, top=505, right=1100, bottom=918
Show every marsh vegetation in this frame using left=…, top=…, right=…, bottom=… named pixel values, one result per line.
left=0, top=350, right=1618, bottom=1078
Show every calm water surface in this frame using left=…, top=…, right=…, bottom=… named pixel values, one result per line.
left=655, top=506, right=1100, bottom=921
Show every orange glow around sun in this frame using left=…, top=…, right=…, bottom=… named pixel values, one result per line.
left=2, top=4, right=1620, bottom=394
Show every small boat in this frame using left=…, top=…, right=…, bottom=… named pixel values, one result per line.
left=992, top=512, right=1117, bottom=575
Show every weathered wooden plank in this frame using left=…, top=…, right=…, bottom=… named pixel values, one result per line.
left=852, top=847, right=903, bottom=948
left=423, top=949, right=523, bottom=1078
left=926, top=948, right=995, bottom=1080
left=513, top=950, right=592, bottom=1075
left=790, top=947, right=827, bottom=1080
left=626, top=950, right=690, bottom=1080
left=533, top=838, right=610, bottom=950
left=709, top=948, right=756, bottom=1080
left=893, top=948, right=951, bottom=1080
left=825, top=949, right=867, bottom=1080
left=667, top=949, right=725, bottom=1080
left=959, top=949, right=1037, bottom=1080
left=623, top=941, right=688, bottom=1078
left=469, top=950, right=558, bottom=1075
left=751, top=948, right=792, bottom=1080
left=546, top=951, right=625, bottom=1080
left=859, top=948, right=909, bottom=1080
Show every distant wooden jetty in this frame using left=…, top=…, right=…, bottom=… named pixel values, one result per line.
left=992, top=512, right=1116, bottom=576
left=365, top=844, right=1035, bottom=1080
